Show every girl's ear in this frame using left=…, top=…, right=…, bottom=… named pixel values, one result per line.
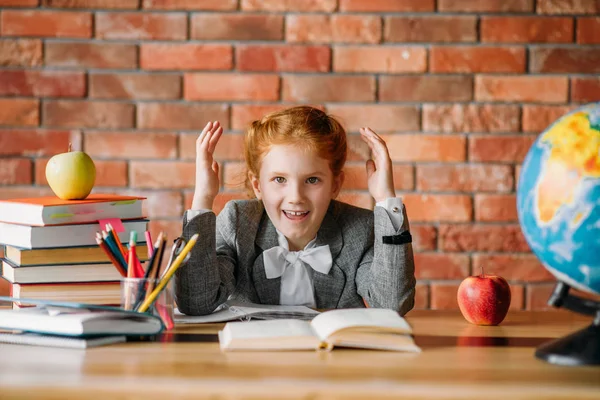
left=248, top=171, right=262, bottom=199
left=332, top=171, right=345, bottom=198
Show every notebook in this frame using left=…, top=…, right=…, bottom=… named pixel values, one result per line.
left=0, top=332, right=127, bottom=349
left=0, top=296, right=163, bottom=337
left=174, top=300, right=320, bottom=324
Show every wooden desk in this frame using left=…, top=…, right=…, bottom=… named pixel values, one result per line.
left=0, top=310, right=598, bottom=399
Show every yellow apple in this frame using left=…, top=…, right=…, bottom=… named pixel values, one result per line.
left=45, top=144, right=96, bottom=200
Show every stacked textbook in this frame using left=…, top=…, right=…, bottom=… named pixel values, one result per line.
left=0, top=195, right=148, bottom=307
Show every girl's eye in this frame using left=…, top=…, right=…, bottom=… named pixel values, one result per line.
left=306, top=177, right=320, bottom=184
left=274, top=177, right=286, bottom=184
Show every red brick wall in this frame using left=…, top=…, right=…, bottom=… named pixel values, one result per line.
left=1, top=0, right=599, bottom=309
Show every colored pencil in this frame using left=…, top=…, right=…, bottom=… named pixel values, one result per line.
left=145, top=231, right=154, bottom=258
left=106, top=223, right=127, bottom=259
left=101, top=231, right=127, bottom=270
left=96, top=236, right=126, bottom=277
left=137, top=234, right=198, bottom=313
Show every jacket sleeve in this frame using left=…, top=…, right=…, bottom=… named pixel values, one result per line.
left=355, top=204, right=416, bottom=316
left=175, top=202, right=239, bottom=315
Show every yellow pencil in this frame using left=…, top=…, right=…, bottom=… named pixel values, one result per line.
left=136, top=233, right=198, bottom=313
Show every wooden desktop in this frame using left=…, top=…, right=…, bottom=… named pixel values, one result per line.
left=0, top=309, right=598, bottom=399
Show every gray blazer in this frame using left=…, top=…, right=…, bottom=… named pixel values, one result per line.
left=176, top=199, right=416, bottom=316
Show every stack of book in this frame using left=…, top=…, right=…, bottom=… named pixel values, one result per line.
left=0, top=194, right=148, bottom=307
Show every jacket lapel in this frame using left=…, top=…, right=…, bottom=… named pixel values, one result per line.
left=253, top=211, right=281, bottom=305
left=313, top=202, right=345, bottom=309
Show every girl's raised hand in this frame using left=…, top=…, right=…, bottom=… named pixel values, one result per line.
left=359, top=127, right=396, bottom=203
left=191, top=121, right=223, bottom=210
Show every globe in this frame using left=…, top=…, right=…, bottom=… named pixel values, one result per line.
left=517, top=102, right=600, bottom=296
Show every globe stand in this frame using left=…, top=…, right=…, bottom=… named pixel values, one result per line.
left=535, top=281, right=600, bottom=366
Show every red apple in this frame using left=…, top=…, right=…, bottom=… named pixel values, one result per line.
left=457, top=267, right=511, bottom=326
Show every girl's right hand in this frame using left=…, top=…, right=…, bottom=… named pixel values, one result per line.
left=191, top=121, right=223, bottom=210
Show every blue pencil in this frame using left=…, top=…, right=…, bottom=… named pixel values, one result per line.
left=102, top=231, right=127, bottom=271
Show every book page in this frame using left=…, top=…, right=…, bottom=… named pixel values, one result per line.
left=310, top=308, right=412, bottom=341
left=219, top=319, right=321, bottom=351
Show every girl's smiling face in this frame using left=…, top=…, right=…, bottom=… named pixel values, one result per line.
left=249, top=144, right=344, bottom=251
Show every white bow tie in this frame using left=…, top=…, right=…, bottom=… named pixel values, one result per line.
left=263, top=244, right=333, bottom=279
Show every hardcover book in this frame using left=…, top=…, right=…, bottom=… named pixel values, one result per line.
left=0, top=194, right=145, bottom=226
left=1, top=258, right=123, bottom=284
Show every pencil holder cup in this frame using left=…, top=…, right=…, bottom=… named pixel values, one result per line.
left=121, top=277, right=175, bottom=330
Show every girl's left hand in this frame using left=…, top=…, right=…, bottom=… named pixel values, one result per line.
left=359, top=127, right=396, bottom=203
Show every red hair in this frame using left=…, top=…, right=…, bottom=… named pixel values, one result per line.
left=244, top=106, right=347, bottom=196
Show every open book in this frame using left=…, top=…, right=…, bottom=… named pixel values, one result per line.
left=175, top=300, right=320, bottom=323
left=0, top=296, right=163, bottom=337
left=218, top=308, right=420, bottom=352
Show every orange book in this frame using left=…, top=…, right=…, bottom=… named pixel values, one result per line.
left=0, top=194, right=145, bottom=226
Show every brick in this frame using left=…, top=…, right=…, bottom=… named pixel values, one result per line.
left=45, top=42, right=137, bottom=69
left=522, top=105, right=577, bottom=132
left=508, top=284, right=525, bottom=310
left=384, top=16, right=476, bottom=43
left=415, top=253, right=470, bottom=280
left=185, top=73, right=279, bottom=101
left=0, top=39, right=42, bottom=66
left=0, top=99, right=39, bottom=127
left=192, top=14, right=283, bottom=41
left=283, top=75, right=375, bottom=103
left=140, top=44, right=232, bottom=70
left=89, top=73, right=181, bottom=100
left=475, top=76, right=568, bottom=103
left=136, top=190, right=183, bottom=219
left=530, top=47, right=600, bottom=73
left=423, top=104, right=520, bottom=133
left=411, top=225, right=437, bottom=251
left=472, top=254, right=554, bottom=282
left=147, top=220, right=182, bottom=246
left=237, top=45, right=330, bottom=72
left=0, top=188, right=54, bottom=202
left=439, top=224, right=530, bottom=252
left=231, top=104, right=293, bottom=131
left=222, top=162, right=247, bottom=191
left=430, top=283, right=460, bottom=310
left=417, top=164, right=513, bottom=193
left=1, top=10, right=91, bottom=38
left=131, top=161, right=194, bottom=189
left=571, top=77, right=600, bottom=102
left=339, top=0, right=434, bottom=11
left=43, top=101, right=134, bottom=129
left=326, top=105, right=419, bottom=132
left=341, top=164, right=368, bottom=190
left=241, top=0, right=337, bottom=11
left=0, top=158, right=32, bottom=185
left=537, top=0, right=599, bottom=14
left=42, top=0, right=139, bottom=8
left=36, top=158, right=127, bottom=187
left=286, top=15, right=381, bottom=44
left=0, top=0, right=39, bottom=5
left=469, top=135, right=537, bottom=163
left=337, top=192, right=374, bottom=210
left=380, top=76, right=473, bottom=102
left=143, top=0, right=236, bottom=9
left=438, top=0, right=534, bottom=12
left=383, top=134, right=466, bottom=163
left=481, top=16, right=573, bottom=43
left=414, top=283, right=429, bottom=310
left=96, top=12, right=187, bottom=40
left=0, top=129, right=80, bottom=156
left=430, top=46, right=526, bottom=73
left=0, top=71, right=85, bottom=97
left=334, top=46, right=426, bottom=73
left=402, top=194, right=472, bottom=222
left=84, top=131, right=177, bottom=159
left=475, top=194, right=518, bottom=222
left=137, top=103, right=229, bottom=131
left=179, top=132, right=244, bottom=160
left=577, top=17, right=600, bottom=43
left=391, top=165, right=414, bottom=191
